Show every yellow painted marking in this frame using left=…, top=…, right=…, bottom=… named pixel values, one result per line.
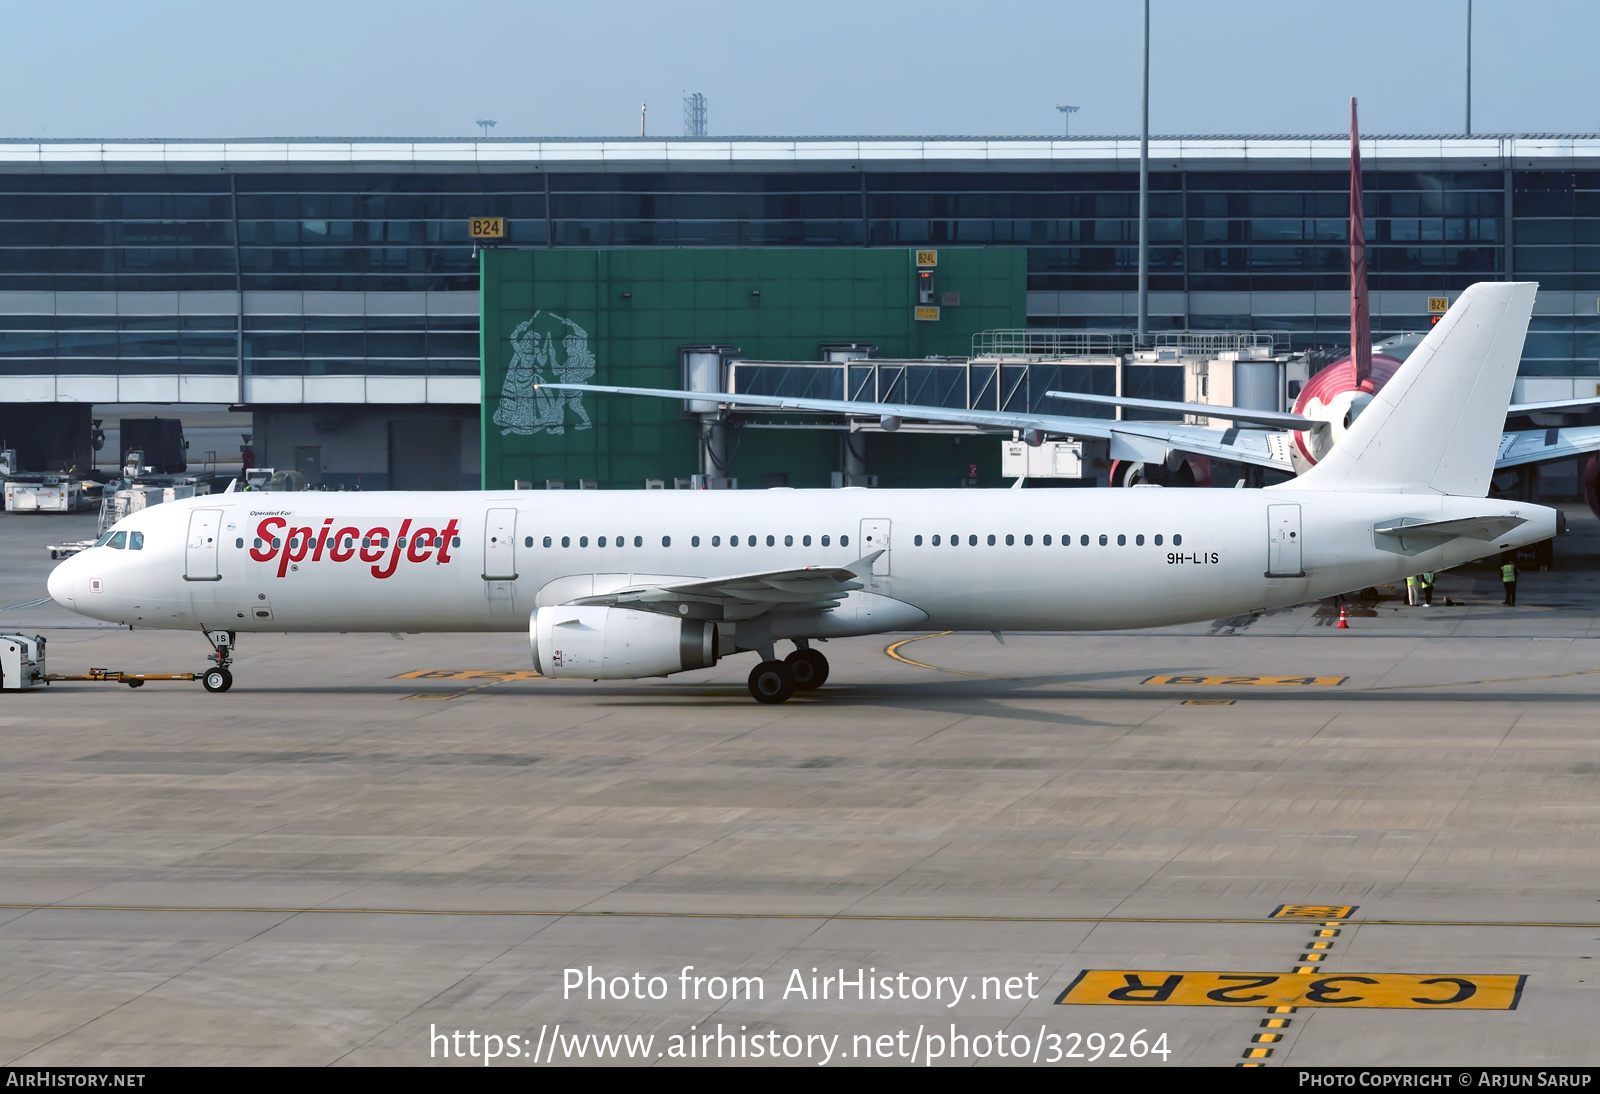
left=1143, top=675, right=1347, bottom=687
left=1271, top=904, right=1357, bottom=919
left=1299, top=953, right=1326, bottom=962
left=1314, top=929, right=1341, bottom=938
left=1268, top=1006, right=1296, bottom=1014
left=1239, top=1062, right=1266, bottom=1067
left=1294, top=966, right=1318, bottom=974
left=886, top=634, right=1600, bottom=695
left=1262, top=1019, right=1291, bottom=1029
left=403, top=693, right=461, bottom=701
left=393, top=669, right=544, bottom=680
left=1055, top=970, right=1525, bottom=1009
left=1181, top=699, right=1236, bottom=706
left=1252, top=1033, right=1282, bottom=1043
left=1308, top=941, right=1333, bottom=950
left=1243, top=1048, right=1272, bottom=1059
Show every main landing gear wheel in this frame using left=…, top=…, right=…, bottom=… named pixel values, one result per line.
left=747, top=660, right=795, bottom=704
left=785, top=648, right=829, bottom=691
left=201, top=667, right=232, bottom=693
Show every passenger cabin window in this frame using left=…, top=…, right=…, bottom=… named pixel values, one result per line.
left=1024, top=534, right=1033, bottom=546
left=712, top=535, right=722, bottom=546
left=931, top=534, right=941, bottom=546
left=967, top=535, right=976, bottom=546
left=1173, top=534, right=1183, bottom=546
left=784, top=535, right=793, bottom=546
left=1080, top=535, right=1089, bottom=546
left=561, top=536, right=571, bottom=547
left=691, top=536, right=701, bottom=547
left=661, top=536, right=671, bottom=547
left=1098, top=535, right=1108, bottom=546
left=634, top=536, right=643, bottom=547
left=766, top=535, right=775, bottom=547
left=1155, top=534, right=1163, bottom=546
left=914, top=534, right=923, bottom=546
left=821, top=535, right=830, bottom=546
left=542, top=536, right=552, bottom=548
left=1136, top=534, right=1144, bottom=546
left=803, top=535, right=812, bottom=546
left=988, top=535, right=997, bottom=546
left=840, top=535, right=849, bottom=547
left=598, top=536, right=607, bottom=547
left=1117, top=534, right=1126, bottom=546
left=579, top=536, right=589, bottom=547
left=1043, top=535, right=1051, bottom=545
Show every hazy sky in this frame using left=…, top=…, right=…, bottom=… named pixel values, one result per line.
left=3, top=0, right=1595, bottom=139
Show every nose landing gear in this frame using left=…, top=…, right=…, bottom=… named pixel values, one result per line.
left=201, top=629, right=235, bottom=693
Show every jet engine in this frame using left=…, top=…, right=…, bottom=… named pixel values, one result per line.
left=530, top=606, right=718, bottom=680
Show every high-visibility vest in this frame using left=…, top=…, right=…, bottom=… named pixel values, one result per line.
left=1422, top=572, right=1435, bottom=586
left=1406, top=576, right=1420, bottom=588
left=1501, top=564, right=1516, bottom=582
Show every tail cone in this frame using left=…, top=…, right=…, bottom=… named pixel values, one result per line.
left=1336, top=604, right=1349, bottom=629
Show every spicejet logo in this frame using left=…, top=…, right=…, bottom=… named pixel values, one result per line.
left=250, top=517, right=461, bottom=579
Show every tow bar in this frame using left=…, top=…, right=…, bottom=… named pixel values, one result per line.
left=4, top=632, right=230, bottom=693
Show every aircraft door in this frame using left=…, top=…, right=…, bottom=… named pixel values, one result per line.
left=184, top=509, right=223, bottom=581
left=858, top=518, right=891, bottom=576
left=483, top=507, right=518, bottom=617
left=483, top=508, right=518, bottom=579
left=1266, top=504, right=1303, bottom=577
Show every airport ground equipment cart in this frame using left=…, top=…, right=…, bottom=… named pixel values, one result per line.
left=0, top=634, right=46, bottom=689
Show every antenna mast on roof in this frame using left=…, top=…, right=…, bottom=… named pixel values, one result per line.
left=640, top=101, right=647, bottom=137
left=684, top=92, right=708, bottom=137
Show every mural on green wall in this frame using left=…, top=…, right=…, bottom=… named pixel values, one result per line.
left=493, top=313, right=596, bottom=436
left=480, top=247, right=1026, bottom=490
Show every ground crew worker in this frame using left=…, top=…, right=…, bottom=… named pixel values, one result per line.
left=1501, top=555, right=1518, bottom=606
left=1405, top=575, right=1420, bottom=606
left=1421, top=571, right=1436, bottom=607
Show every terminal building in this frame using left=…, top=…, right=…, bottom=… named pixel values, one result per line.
left=2, top=135, right=1598, bottom=488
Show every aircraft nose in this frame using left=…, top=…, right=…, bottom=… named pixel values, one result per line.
left=47, top=555, right=75, bottom=608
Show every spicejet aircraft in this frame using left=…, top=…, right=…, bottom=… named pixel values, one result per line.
left=47, top=282, right=1557, bottom=704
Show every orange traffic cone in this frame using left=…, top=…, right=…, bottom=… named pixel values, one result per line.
left=1336, top=604, right=1349, bottom=629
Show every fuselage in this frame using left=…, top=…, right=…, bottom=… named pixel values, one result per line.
left=47, top=486, right=1556, bottom=637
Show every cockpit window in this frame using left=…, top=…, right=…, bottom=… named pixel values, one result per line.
left=128, top=531, right=144, bottom=551
left=92, top=530, right=117, bottom=547
left=107, top=531, right=127, bottom=550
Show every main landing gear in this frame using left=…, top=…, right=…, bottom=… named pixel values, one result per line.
left=746, top=643, right=829, bottom=704
left=200, top=629, right=235, bottom=693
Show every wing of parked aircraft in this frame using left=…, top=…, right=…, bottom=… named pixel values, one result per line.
left=537, top=383, right=1297, bottom=473
left=569, top=554, right=878, bottom=619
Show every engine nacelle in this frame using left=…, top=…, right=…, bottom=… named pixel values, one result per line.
left=530, top=606, right=718, bottom=680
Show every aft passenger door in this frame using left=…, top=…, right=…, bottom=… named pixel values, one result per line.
left=1265, top=504, right=1303, bottom=577
left=858, top=518, right=891, bottom=576
left=184, top=509, right=223, bottom=581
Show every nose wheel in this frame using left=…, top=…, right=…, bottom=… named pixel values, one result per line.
left=200, top=629, right=236, bottom=694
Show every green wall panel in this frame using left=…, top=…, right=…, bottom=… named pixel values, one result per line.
left=481, top=247, right=1026, bottom=490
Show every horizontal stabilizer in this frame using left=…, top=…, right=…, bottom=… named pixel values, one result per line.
left=1045, top=390, right=1319, bottom=431
left=1509, top=396, right=1600, bottom=414
left=1374, top=515, right=1528, bottom=542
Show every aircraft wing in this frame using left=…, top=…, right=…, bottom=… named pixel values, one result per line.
left=541, top=383, right=1294, bottom=473
left=1510, top=396, right=1600, bottom=414
left=566, top=553, right=881, bottom=619
left=1496, top=425, right=1600, bottom=469
left=1044, top=389, right=1319, bottom=431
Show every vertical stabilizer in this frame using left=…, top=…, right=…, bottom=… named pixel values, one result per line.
left=1349, top=98, right=1371, bottom=388
left=1294, top=281, right=1536, bottom=496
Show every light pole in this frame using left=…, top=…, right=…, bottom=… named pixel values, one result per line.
left=475, top=119, right=496, bottom=138
left=1055, top=104, right=1079, bottom=136
left=1137, top=0, right=1150, bottom=343
left=1464, top=0, right=1473, bottom=135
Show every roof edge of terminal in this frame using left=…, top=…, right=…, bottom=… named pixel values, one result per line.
left=5, top=133, right=1600, bottom=143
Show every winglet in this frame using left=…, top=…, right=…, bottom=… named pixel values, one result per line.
left=846, top=549, right=885, bottom=578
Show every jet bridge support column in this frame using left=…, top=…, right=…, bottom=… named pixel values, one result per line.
left=699, top=419, right=731, bottom=487
left=842, top=430, right=868, bottom=486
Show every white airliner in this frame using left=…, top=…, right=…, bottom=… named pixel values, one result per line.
left=47, top=282, right=1556, bottom=703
